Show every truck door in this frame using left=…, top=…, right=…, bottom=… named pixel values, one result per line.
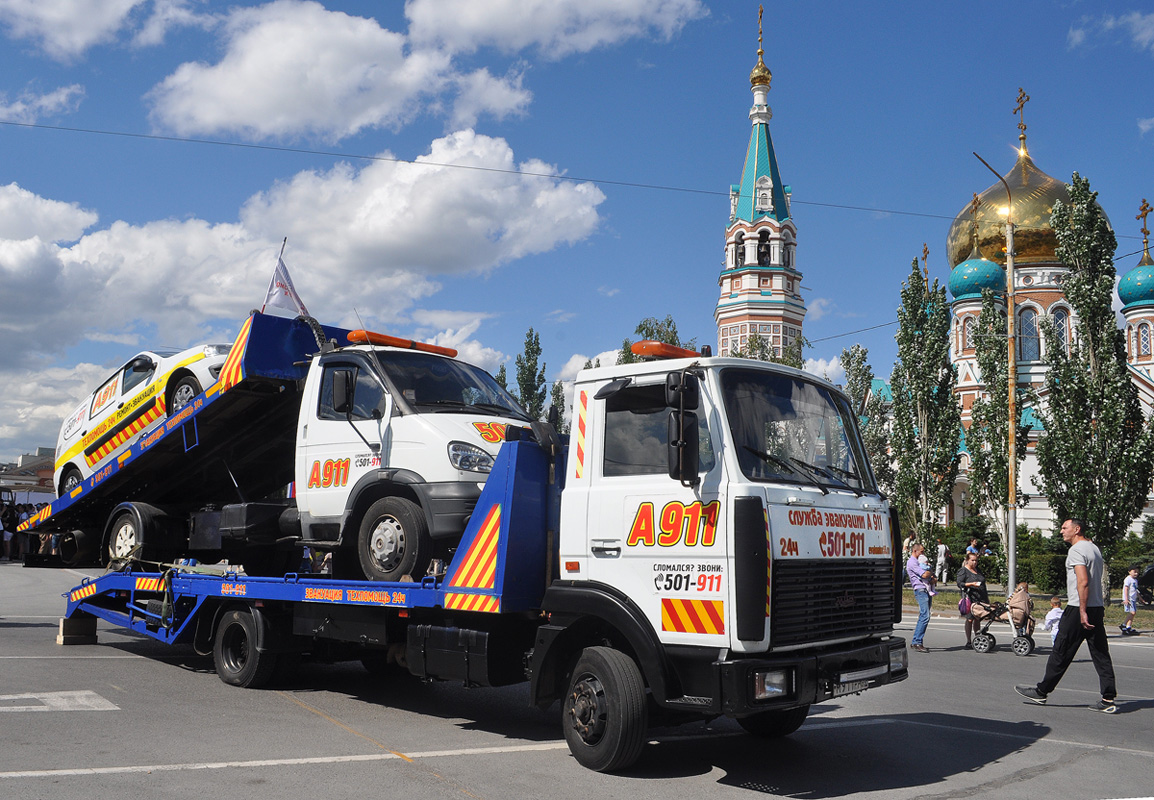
left=585, top=378, right=728, bottom=647
left=296, top=359, right=393, bottom=524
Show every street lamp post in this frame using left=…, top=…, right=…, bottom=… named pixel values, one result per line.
left=974, top=152, right=1017, bottom=592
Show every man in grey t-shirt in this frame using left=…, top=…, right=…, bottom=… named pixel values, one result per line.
left=1015, top=518, right=1117, bottom=713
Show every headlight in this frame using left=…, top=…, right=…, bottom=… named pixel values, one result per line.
left=753, top=669, right=790, bottom=700
left=203, top=344, right=231, bottom=357
left=448, top=441, right=494, bottom=473
left=890, top=644, right=908, bottom=673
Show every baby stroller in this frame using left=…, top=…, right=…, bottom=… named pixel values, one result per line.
left=967, top=583, right=1036, bottom=656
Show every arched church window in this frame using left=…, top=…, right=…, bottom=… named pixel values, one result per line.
left=733, top=233, right=744, bottom=268
left=963, top=317, right=976, bottom=351
left=1052, top=308, right=1069, bottom=354
left=755, top=176, right=773, bottom=213
left=1141, top=323, right=1152, bottom=356
left=1019, top=308, right=1040, bottom=361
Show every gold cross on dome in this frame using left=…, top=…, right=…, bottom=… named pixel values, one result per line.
left=1138, top=198, right=1151, bottom=239
left=1014, top=87, right=1030, bottom=136
left=758, top=5, right=763, bottom=46
left=969, top=192, right=980, bottom=219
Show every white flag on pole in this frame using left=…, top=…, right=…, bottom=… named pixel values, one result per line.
left=261, top=257, right=309, bottom=317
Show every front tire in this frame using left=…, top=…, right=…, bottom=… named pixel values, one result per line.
left=357, top=497, right=430, bottom=581
left=213, top=609, right=277, bottom=688
left=168, top=375, right=202, bottom=413
left=59, top=466, right=83, bottom=497
left=737, top=705, right=810, bottom=738
left=563, top=646, right=647, bottom=773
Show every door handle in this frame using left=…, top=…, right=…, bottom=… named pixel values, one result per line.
left=591, top=539, right=621, bottom=557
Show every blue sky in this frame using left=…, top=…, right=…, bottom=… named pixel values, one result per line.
left=2, top=1, right=1153, bottom=462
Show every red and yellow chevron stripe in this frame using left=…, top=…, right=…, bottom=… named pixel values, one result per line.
left=217, top=315, right=254, bottom=394
left=69, top=584, right=99, bottom=603
left=765, top=507, right=772, bottom=617
left=448, top=504, right=501, bottom=590
left=135, top=577, right=164, bottom=592
left=444, top=593, right=500, bottom=613
left=661, top=598, right=725, bottom=635
left=84, top=402, right=165, bottom=467
left=574, top=390, right=588, bottom=479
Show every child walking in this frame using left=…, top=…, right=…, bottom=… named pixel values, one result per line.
left=1120, top=566, right=1140, bottom=635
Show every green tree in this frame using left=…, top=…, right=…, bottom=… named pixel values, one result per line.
left=731, top=330, right=808, bottom=369
left=514, top=327, right=547, bottom=420
left=965, top=288, right=1030, bottom=555
left=840, top=343, right=894, bottom=494
left=890, top=258, right=961, bottom=543
left=494, top=364, right=508, bottom=391
left=548, top=380, right=570, bottom=434
left=1033, top=173, right=1154, bottom=565
left=619, top=315, right=696, bottom=364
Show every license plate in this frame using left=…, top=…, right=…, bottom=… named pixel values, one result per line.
left=833, top=679, right=871, bottom=697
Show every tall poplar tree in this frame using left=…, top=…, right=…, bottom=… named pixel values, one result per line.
left=1033, top=174, right=1154, bottom=561
left=841, top=344, right=895, bottom=494
left=514, top=327, right=547, bottom=420
left=548, top=380, right=570, bottom=434
left=965, top=288, right=1029, bottom=551
left=890, top=257, right=961, bottom=541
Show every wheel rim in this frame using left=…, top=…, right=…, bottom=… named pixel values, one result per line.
left=172, top=382, right=197, bottom=411
left=110, top=519, right=138, bottom=559
left=368, top=515, right=406, bottom=573
left=220, top=623, right=250, bottom=675
left=62, top=471, right=80, bottom=493
left=567, top=673, right=608, bottom=746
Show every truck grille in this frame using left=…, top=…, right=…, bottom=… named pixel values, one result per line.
left=770, top=559, right=894, bottom=647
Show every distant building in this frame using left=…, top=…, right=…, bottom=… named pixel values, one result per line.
left=0, top=447, right=55, bottom=501
left=715, top=15, right=805, bottom=358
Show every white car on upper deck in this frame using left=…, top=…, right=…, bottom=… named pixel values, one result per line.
left=54, top=343, right=231, bottom=497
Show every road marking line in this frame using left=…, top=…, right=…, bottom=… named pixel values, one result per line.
left=0, top=743, right=572, bottom=779
left=0, top=690, right=118, bottom=712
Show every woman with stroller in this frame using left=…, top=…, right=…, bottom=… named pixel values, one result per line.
left=957, top=551, right=989, bottom=649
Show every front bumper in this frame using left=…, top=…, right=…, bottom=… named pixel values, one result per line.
left=715, top=637, right=908, bottom=716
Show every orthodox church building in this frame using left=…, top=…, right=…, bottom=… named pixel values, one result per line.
left=715, top=16, right=805, bottom=358
left=944, top=109, right=1154, bottom=531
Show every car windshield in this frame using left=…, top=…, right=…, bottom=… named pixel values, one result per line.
left=720, top=367, right=876, bottom=494
left=374, top=351, right=531, bottom=421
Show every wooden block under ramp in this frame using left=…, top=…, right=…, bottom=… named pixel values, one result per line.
left=57, top=615, right=98, bottom=645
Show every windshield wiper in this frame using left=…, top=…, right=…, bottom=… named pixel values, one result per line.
left=469, top=401, right=530, bottom=419
left=742, top=446, right=828, bottom=495
left=787, top=456, right=863, bottom=496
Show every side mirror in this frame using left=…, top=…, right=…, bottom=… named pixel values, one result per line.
left=668, top=410, right=700, bottom=486
left=665, top=371, right=700, bottom=409
left=333, top=370, right=354, bottom=416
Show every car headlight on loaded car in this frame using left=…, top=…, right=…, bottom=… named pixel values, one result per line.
left=203, top=344, right=232, bottom=357
left=448, top=441, right=494, bottom=473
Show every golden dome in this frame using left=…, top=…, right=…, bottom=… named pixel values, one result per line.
left=750, top=50, right=772, bottom=87
left=946, top=144, right=1073, bottom=268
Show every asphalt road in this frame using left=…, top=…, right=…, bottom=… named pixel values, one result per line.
left=2, top=561, right=1152, bottom=800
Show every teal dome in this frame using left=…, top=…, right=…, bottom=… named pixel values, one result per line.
left=1119, top=248, right=1154, bottom=308
left=949, top=255, right=1005, bottom=300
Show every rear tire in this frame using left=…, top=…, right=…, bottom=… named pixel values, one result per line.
left=107, top=512, right=140, bottom=564
left=213, top=609, right=277, bottom=688
left=562, top=646, right=647, bottom=773
left=59, top=466, right=83, bottom=497
left=357, top=497, right=430, bottom=581
left=737, top=705, right=810, bottom=738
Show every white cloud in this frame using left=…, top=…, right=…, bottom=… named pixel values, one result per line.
left=406, top=0, right=707, bottom=59
left=546, top=309, right=577, bottom=324
left=1116, top=11, right=1154, bottom=52
left=0, top=84, right=83, bottom=123
left=598, top=285, right=620, bottom=297
left=807, top=297, right=833, bottom=322
left=1139, top=117, right=1154, bottom=136
left=804, top=355, right=845, bottom=385
left=148, top=0, right=452, bottom=141
left=0, top=362, right=108, bottom=463
left=451, top=67, right=532, bottom=129
left=132, top=0, right=215, bottom=48
left=1069, top=12, right=1154, bottom=54
left=1067, top=26, right=1087, bottom=49
left=0, top=0, right=144, bottom=59
left=0, top=182, right=97, bottom=241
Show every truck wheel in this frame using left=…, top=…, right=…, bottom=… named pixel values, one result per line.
left=357, top=497, right=430, bottom=581
left=213, top=609, right=278, bottom=688
left=107, top=512, right=140, bottom=564
left=168, top=375, right=202, bottom=412
left=59, top=466, right=82, bottom=497
left=563, top=646, right=647, bottom=773
left=737, top=705, right=810, bottom=738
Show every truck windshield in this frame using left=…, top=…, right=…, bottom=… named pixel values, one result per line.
left=374, top=351, right=531, bottom=421
left=720, top=367, right=876, bottom=494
